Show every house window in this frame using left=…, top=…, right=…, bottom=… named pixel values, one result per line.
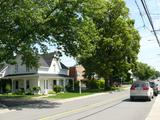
left=15, top=81, right=19, bottom=89
left=15, top=64, right=18, bottom=73
left=53, top=80, right=57, bottom=86
left=26, top=80, right=30, bottom=89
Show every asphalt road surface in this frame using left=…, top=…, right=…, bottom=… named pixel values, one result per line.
left=0, top=90, right=155, bottom=120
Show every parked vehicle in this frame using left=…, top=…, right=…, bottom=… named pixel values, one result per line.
left=149, top=81, right=158, bottom=96
left=130, top=80, right=154, bottom=101
left=156, top=82, right=160, bottom=93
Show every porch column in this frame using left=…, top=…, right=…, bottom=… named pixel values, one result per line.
left=56, top=80, right=59, bottom=86
left=44, top=80, right=47, bottom=94
left=63, top=79, right=66, bottom=92
left=38, top=79, right=40, bottom=87
left=12, top=79, right=14, bottom=93
left=37, top=79, right=41, bottom=94
left=24, top=79, right=26, bottom=92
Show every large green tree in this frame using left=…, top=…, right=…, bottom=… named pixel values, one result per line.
left=132, top=62, right=160, bottom=80
left=0, top=0, right=140, bottom=88
left=0, top=0, right=100, bottom=67
left=78, top=0, right=140, bottom=88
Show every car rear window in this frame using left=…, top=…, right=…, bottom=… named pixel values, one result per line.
left=132, top=82, right=148, bottom=87
left=149, top=82, right=155, bottom=88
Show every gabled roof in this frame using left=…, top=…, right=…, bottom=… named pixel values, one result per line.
left=60, top=62, right=68, bottom=69
left=0, top=63, right=7, bottom=72
left=40, top=52, right=68, bottom=69
left=41, top=52, right=55, bottom=67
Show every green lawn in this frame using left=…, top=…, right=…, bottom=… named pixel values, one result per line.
left=47, top=92, right=92, bottom=99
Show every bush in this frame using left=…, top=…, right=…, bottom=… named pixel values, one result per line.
left=14, top=88, right=25, bottom=95
left=5, top=84, right=11, bottom=93
left=65, top=84, right=73, bottom=92
left=86, top=79, right=105, bottom=89
left=96, top=79, right=105, bottom=89
left=25, top=89, right=34, bottom=95
left=53, top=85, right=63, bottom=93
left=32, top=86, right=41, bottom=94
left=74, top=81, right=80, bottom=92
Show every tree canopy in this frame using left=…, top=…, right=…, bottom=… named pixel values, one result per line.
left=132, top=62, right=160, bottom=80
left=1, top=0, right=141, bottom=88
left=78, top=0, right=140, bottom=88
left=0, top=0, right=100, bottom=67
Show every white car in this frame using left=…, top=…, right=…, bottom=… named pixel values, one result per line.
left=130, top=80, right=154, bottom=101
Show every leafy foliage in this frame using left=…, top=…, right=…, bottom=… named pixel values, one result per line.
left=0, top=0, right=99, bottom=67
left=78, top=0, right=140, bottom=88
left=32, top=86, right=41, bottom=93
left=86, top=79, right=105, bottom=89
left=132, top=62, right=160, bottom=80
left=1, top=0, right=140, bottom=88
left=53, top=85, right=63, bottom=93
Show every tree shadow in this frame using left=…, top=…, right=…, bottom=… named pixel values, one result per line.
left=0, top=99, right=61, bottom=110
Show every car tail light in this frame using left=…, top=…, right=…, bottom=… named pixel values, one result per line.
left=143, top=86, right=149, bottom=90
left=131, top=86, right=135, bottom=90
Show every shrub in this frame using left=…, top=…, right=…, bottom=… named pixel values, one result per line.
left=32, top=86, right=41, bottom=94
left=65, top=84, right=73, bottom=92
left=25, top=89, right=34, bottom=95
left=86, top=79, right=105, bottom=89
left=5, top=84, right=11, bottom=93
left=96, top=79, right=105, bottom=89
left=74, top=81, right=80, bottom=92
left=15, top=88, right=25, bottom=95
left=53, top=85, right=63, bottom=93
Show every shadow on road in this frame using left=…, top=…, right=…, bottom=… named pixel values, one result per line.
left=122, top=98, right=149, bottom=102
left=0, top=99, right=61, bottom=110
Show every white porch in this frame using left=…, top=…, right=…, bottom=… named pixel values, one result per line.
left=4, top=74, right=73, bottom=94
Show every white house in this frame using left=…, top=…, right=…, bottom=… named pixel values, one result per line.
left=0, top=53, right=73, bottom=94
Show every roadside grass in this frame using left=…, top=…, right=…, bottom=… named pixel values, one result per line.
left=0, top=85, right=129, bottom=100
left=47, top=92, right=92, bottom=99
left=46, top=86, right=124, bottom=99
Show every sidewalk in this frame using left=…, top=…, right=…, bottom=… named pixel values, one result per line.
left=146, top=95, right=160, bottom=120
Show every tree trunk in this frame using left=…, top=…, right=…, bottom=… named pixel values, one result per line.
left=104, top=78, right=110, bottom=90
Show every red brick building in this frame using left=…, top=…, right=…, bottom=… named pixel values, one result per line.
left=69, top=65, right=85, bottom=81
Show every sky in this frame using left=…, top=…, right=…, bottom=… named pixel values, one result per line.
left=49, top=0, right=160, bottom=71
left=125, top=0, right=160, bottom=71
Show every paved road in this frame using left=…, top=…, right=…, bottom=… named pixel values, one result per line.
left=0, top=90, right=155, bottom=120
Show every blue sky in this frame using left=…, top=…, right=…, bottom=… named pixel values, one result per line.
left=49, top=0, right=160, bottom=71
left=126, top=0, right=160, bottom=71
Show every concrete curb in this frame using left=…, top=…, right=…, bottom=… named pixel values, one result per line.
left=145, top=95, right=160, bottom=120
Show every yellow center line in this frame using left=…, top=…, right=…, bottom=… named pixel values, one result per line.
left=39, top=94, right=128, bottom=120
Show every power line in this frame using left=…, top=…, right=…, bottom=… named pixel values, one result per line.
left=135, top=0, right=152, bottom=33
left=140, top=0, right=160, bottom=47
left=135, top=0, right=145, bottom=27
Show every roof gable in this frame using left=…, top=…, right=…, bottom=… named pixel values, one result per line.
left=41, top=52, right=55, bottom=66
left=40, top=52, right=68, bottom=69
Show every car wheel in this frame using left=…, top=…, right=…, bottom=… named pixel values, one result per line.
left=148, top=96, right=151, bottom=101
left=130, top=96, right=134, bottom=101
